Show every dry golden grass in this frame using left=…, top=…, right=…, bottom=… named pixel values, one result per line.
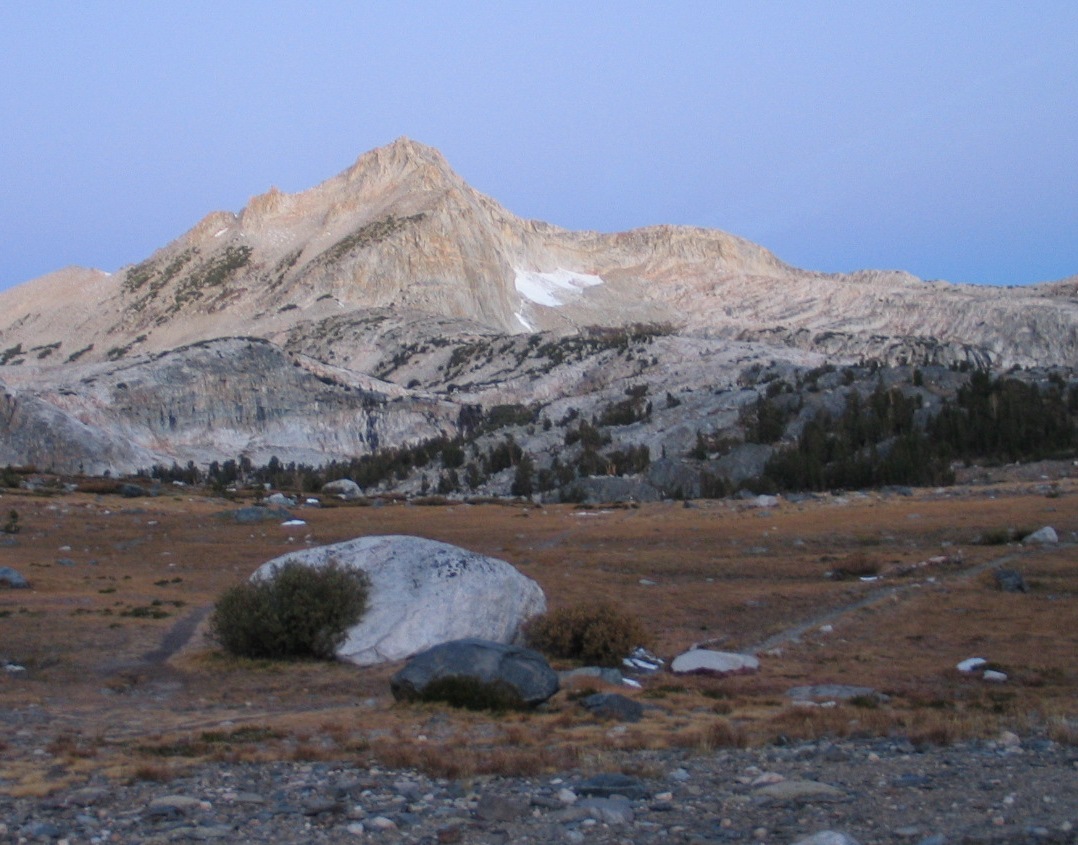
left=1, top=477, right=1075, bottom=792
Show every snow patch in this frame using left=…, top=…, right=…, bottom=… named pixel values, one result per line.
left=515, top=311, right=536, bottom=331
left=214, top=228, right=229, bottom=238
left=514, top=268, right=603, bottom=307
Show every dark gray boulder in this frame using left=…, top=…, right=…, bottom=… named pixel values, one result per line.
left=0, top=566, right=28, bottom=588
left=390, top=638, right=558, bottom=709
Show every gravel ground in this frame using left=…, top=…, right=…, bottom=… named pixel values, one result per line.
left=4, top=734, right=1076, bottom=845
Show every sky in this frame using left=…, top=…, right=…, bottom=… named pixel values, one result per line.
left=1, top=2, right=1076, bottom=292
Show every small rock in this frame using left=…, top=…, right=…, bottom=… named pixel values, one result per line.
left=265, top=492, right=296, bottom=506
left=1022, top=526, right=1058, bottom=545
left=578, top=796, right=634, bottom=825
left=302, top=797, right=341, bottom=815
left=790, top=832, right=861, bottom=845
left=66, top=787, right=109, bottom=806
left=577, top=773, right=648, bottom=801
left=998, top=731, right=1021, bottom=748
left=148, top=795, right=204, bottom=812
left=994, top=569, right=1028, bottom=593
left=754, top=779, right=846, bottom=802
left=557, top=788, right=578, bottom=805
left=0, top=566, right=29, bottom=588
left=787, top=685, right=881, bottom=703
left=227, top=506, right=293, bottom=525
left=475, top=793, right=528, bottom=822
left=560, top=666, right=624, bottom=686
left=579, top=692, right=644, bottom=722
left=23, top=821, right=64, bottom=840
left=368, top=816, right=397, bottom=830
left=322, top=479, right=363, bottom=500
left=671, top=649, right=759, bottom=676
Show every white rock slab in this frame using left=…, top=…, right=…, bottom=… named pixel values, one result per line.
left=670, top=649, right=760, bottom=676
left=252, top=535, right=546, bottom=666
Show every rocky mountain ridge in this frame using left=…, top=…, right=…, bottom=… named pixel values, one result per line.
left=0, top=138, right=1075, bottom=481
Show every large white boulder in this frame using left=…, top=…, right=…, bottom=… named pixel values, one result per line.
left=252, top=535, right=546, bottom=666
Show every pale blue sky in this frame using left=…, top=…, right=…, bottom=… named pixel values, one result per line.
left=2, top=1, right=1075, bottom=291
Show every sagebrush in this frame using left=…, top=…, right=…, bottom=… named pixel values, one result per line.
left=210, top=561, right=369, bottom=659
left=524, top=601, right=648, bottom=667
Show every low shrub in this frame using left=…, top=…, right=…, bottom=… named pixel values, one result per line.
left=524, top=601, right=649, bottom=667
left=210, top=561, right=369, bottom=660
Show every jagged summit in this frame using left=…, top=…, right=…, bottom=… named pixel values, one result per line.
left=0, top=138, right=1074, bottom=374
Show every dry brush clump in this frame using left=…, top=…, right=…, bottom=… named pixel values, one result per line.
left=209, top=560, right=369, bottom=660
left=524, top=601, right=650, bottom=667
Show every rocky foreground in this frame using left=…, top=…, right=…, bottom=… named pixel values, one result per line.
left=5, top=735, right=1075, bottom=845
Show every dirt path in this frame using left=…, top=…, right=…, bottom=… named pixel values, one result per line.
left=140, top=605, right=214, bottom=665
left=744, top=546, right=1035, bottom=654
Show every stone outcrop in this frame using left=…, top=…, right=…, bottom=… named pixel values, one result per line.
left=252, top=535, right=546, bottom=666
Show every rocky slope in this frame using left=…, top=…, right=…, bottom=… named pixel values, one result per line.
left=0, top=138, right=1074, bottom=477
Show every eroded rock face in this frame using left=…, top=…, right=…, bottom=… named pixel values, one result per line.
left=252, top=535, right=546, bottom=666
left=390, top=638, right=559, bottom=708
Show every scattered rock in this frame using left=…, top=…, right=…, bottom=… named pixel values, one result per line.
left=1022, top=526, right=1058, bottom=545
left=670, top=648, right=759, bottom=676
left=579, top=692, right=644, bottom=722
left=559, top=666, right=624, bottom=686
left=578, top=796, right=635, bottom=824
left=265, top=492, right=297, bottom=506
left=576, top=773, right=648, bottom=801
left=475, top=793, right=529, bottom=822
left=390, top=638, right=559, bottom=708
left=787, top=685, right=884, bottom=703
left=790, top=833, right=861, bottom=845
left=994, top=569, right=1028, bottom=593
left=147, top=794, right=204, bottom=815
left=754, top=779, right=846, bottom=802
left=226, top=506, right=293, bottom=524
left=623, top=646, right=664, bottom=674
left=322, top=479, right=363, bottom=500
left=253, top=535, right=546, bottom=665
left=0, top=566, right=28, bottom=588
